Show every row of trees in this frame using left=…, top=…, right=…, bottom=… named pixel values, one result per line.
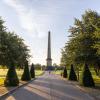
left=63, top=64, right=95, bottom=87
left=63, top=65, right=77, bottom=81
left=5, top=62, right=35, bottom=86
left=60, top=10, right=100, bottom=76
left=0, top=17, right=34, bottom=86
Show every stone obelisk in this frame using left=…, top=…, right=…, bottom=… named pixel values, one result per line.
left=46, top=31, right=52, bottom=69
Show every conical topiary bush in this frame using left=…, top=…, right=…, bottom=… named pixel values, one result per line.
left=63, top=67, right=67, bottom=78
left=82, top=64, right=95, bottom=87
left=4, top=64, right=19, bottom=86
left=69, top=64, right=77, bottom=81
left=21, top=60, right=31, bottom=81
left=30, top=63, right=35, bottom=78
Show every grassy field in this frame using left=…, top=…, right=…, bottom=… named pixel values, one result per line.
left=53, top=69, right=100, bottom=87
left=0, top=69, right=44, bottom=85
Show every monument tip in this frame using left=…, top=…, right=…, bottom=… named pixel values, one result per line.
left=48, top=31, right=51, bottom=34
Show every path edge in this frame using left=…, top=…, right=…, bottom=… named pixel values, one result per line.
left=0, top=78, right=36, bottom=99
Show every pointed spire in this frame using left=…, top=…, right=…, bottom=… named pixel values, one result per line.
left=47, top=31, right=51, bottom=59
left=46, top=31, right=52, bottom=67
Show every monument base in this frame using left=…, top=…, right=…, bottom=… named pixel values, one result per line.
left=45, top=66, right=54, bottom=71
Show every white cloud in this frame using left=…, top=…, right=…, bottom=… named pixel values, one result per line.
left=3, top=0, right=46, bottom=38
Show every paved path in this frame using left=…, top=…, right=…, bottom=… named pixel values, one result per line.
left=2, top=72, right=94, bottom=100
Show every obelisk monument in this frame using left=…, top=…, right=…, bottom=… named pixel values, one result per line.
left=46, top=31, right=52, bottom=69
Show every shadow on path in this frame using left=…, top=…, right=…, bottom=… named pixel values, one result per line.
left=2, top=72, right=95, bottom=100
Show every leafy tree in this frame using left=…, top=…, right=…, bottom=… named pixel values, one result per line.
left=30, top=63, right=35, bottom=78
left=82, top=64, right=95, bottom=87
left=0, top=17, right=7, bottom=66
left=0, top=17, right=31, bottom=86
left=61, top=10, right=100, bottom=75
left=0, top=17, right=30, bottom=68
left=21, top=61, right=31, bottom=81
left=5, top=32, right=30, bottom=67
left=93, top=30, right=100, bottom=76
left=60, top=49, right=68, bottom=66
left=69, top=64, right=77, bottom=81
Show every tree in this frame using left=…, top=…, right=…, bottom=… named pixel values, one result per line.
left=0, top=17, right=7, bottom=66
left=63, top=67, right=67, bottom=78
left=4, top=63, right=19, bottom=86
left=82, top=64, right=95, bottom=87
left=61, top=10, right=100, bottom=74
left=30, top=63, right=35, bottom=78
left=93, top=30, right=100, bottom=76
left=0, top=17, right=32, bottom=86
left=60, top=49, right=68, bottom=67
left=21, top=61, right=31, bottom=81
left=0, top=17, right=30, bottom=69
left=5, top=32, right=30, bottom=68
left=69, top=64, right=77, bottom=81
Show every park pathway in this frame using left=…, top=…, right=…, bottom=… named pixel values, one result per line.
left=2, top=72, right=94, bottom=100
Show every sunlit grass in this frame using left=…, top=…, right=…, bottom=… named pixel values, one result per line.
left=52, top=70, right=62, bottom=75
left=0, top=69, right=23, bottom=79
left=53, top=70, right=70, bottom=75
left=0, top=69, right=44, bottom=85
left=53, top=69, right=100, bottom=87
left=93, top=75, right=100, bottom=87
left=0, top=78, right=4, bottom=85
left=35, top=70, right=44, bottom=76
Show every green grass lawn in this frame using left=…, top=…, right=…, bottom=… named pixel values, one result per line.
left=53, top=69, right=100, bottom=87
left=52, top=70, right=62, bottom=75
left=0, top=69, right=44, bottom=85
left=0, top=78, right=5, bottom=85
left=35, top=70, right=44, bottom=76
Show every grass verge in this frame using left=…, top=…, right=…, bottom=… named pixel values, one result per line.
left=53, top=70, right=100, bottom=88
left=0, top=69, right=44, bottom=85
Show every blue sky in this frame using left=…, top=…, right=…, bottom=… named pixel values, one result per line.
left=0, top=0, right=100, bottom=65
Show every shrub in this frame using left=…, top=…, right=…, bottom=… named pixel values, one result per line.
left=21, top=61, right=31, bottom=81
left=63, top=67, right=67, bottom=78
left=82, top=64, right=95, bottom=87
left=4, top=65, right=19, bottom=86
left=30, top=63, right=35, bottom=78
left=69, top=64, right=77, bottom=81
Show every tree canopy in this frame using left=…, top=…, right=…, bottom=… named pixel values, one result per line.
left=61, top=10, right=100, bottom=69
left=0, top=17, right=30, bottom=68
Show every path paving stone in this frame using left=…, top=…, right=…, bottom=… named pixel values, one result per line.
left=1, top=72, right=95, bottom=100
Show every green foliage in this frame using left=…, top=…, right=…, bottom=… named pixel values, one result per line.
left=21, top=61, right=31, bottom=81
left=30, top=63, right=35, bottom=78
left=82, top=64, right=95, bottom=87
left=63, top=67, right=67, bottom=78
left=0, top=17, right=30, bottom=68
left=34, top=63, right=42, bottom=70
left=69, top=64, right=77, bottom=81
left=60, top=10, right=100, bottom=71
left=60, top=49, right=68, bottom=66
left=4, top=64, right=19, bottom=86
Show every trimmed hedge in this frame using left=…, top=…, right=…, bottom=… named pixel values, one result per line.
left=82, top=64, right=95, bottom=87
left=69, top=64, right=77, bottom=81
left=21, top=61, right=31, bottom=81
left=4, top=65, right=19, bottom=86
left=30, top=63, right=35, bottom=78
left=63, top=67, right=67, bottom=78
